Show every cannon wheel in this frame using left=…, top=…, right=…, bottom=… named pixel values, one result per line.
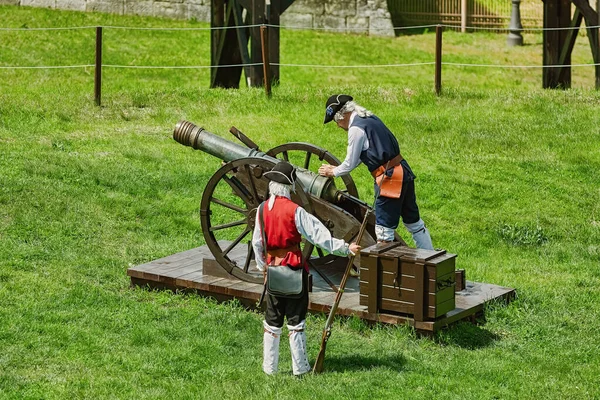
left=266, top=142, right=359, bottom=198
left=200, top=157, right=314, bottom=284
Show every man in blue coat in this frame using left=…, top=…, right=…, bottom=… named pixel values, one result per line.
left=318, top=94, right=433, bottom=249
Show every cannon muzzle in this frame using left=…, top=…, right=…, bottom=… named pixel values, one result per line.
left=174, top=120, right=265, bottom=162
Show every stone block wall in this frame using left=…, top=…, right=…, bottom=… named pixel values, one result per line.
left=1, top=0, right=395, bottom=36
left=282, top=0, right=394, bottom=36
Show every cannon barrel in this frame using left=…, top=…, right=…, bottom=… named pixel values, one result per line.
left=173, top=120, right=339, bottom=202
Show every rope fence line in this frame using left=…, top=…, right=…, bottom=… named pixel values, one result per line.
left=439, top=24, right=600, bottom=32
left=2, top=23, right=599, bottom=102
left=102, top=63, right=263, bottom=69
left=273, top=62, right=437, bottom=68
left=0, top=64, right=94, bottom=69
left=2, top=23, right=600, bottom=33
left=443, top=62, right=600, bottom=68
left=0, top=25, right=97, bottom=31
left=2, top=61, right=600, bottom=70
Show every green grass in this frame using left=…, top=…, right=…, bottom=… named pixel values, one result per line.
left=1, top=5, right=599, bottom=399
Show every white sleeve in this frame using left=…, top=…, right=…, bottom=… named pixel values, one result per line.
left=251, top=208, right=266, bottom=271
left=333, top=126, right=367, bottom=177
left=295, top=207, right=352, bottom=257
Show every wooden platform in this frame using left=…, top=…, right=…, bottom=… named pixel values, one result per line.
left=127, top=243, right=515, bottom=332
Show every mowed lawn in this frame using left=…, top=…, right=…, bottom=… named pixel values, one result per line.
left=0, top=5, right=599, bottom=400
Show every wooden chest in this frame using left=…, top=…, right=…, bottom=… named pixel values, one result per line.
left=359, top=243, right=457, bottom=321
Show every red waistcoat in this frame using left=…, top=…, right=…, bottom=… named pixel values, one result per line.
left=262, top=196, right=306, bottom=271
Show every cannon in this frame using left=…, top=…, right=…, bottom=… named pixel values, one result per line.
left=173, top=120, right=406, bottom=284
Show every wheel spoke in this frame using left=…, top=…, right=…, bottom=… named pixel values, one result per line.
left=282, top=151, right=289, bottom=162
left=245, top=165, right=260, bottom=204
left=304, top=151, right=312, bottom=169
left=223, top=228, right=251, bottom=255
left=211, top=197, right=247, bottom=214
left=243, top=241, right=254, bottom=273
left=209, top=219, right=247, bottom=232
left=223, top=175, right=253, bottom=206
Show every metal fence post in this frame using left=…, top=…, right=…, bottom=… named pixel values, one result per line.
left=94, top=26, right=103, bottom=106
left=507, top=0, right=524, bottom=46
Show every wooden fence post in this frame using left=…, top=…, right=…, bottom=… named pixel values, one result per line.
left=94, top=26, right=102, bottom=106
left=435, top=25, right=443, bottom=96
left=260, top=25, right=272, bottom=98
left=597, top=0, right=600, bottom=89
left=461, top=0, right=467, bottom=33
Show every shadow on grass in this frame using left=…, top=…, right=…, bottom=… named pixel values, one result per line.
left=316, top=353, right=406, bottom=373
left=434, top=321, right=500, bottom=349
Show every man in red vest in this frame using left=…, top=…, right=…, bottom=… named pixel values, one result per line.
left=252, top=161, right=361, bottom=376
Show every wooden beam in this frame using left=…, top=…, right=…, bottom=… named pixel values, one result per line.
left=557, top=8, right=583, bottom=83
left=210, top=0, right=294, bottom=89
left=268, top=0, right=281, bottom=84
left=281, top=0, right=296, bottom=14
left=211, top=1, right=244, bottom=88
left=573, top=0, right=600, bottom=88
left=249, top=0, right=266, bottom=87
left=572, top=0, right=599, bottom=26
left=237, top=0, right=250, bottom=9
left=232, top=0, right=252, bottom=85
left=543, top=0, right=572, bottom=89
left=210, top=0, right=225, bottom=88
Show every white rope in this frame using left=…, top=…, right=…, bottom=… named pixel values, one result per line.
left=0, top=26, right=96, bottom=31
left=102, top=24, right=264, bottom=31
left=267, top=23, right=440, bottom=32
left=102, top=63, right=263, bottom=69
left=273, top=62, right=436, bottom=68
left=1, top=61, right=598, bottom=70
left=0, top=64, right=94, bottom=69
left=441, top=23, right=600, bottom=32
left=443, top=62, right=600, bottom=68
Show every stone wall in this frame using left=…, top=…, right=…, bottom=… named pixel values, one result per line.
left=2, top=0, right=395, bottom=36
left=282, top=0, right=394, bottom=36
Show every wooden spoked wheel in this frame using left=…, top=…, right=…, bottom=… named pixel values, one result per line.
left=266, top=142, right=359, bottom=199
left=200, top=157, right=314, bottom=283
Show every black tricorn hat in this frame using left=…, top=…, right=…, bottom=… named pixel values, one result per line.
left=324, top=94, right=353, bottom=124
left=264, top=161, right=297, bottom=185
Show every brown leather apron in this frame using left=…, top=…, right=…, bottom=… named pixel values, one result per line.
left=371, top=154, right=404, bottom=199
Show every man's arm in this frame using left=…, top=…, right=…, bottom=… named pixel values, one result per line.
left=295, top=207, right=357, bottom=256
left=319, top=127, right=366, bottom=177
left=251, top=208, right=266, bottom=271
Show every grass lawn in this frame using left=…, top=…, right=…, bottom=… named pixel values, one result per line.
left=0, top=5, right=599, bottom=399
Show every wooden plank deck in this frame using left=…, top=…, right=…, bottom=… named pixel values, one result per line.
left=127, top=244, right=515, bottom=333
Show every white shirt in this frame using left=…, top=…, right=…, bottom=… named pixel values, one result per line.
left=333, top=112, right=369, bottom=177
left=252, top=195, right=352, bottom=271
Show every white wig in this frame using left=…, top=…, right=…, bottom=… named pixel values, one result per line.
left=267, top=181, right=292, bottom=210
left=334, top=100, right=373, bottom=122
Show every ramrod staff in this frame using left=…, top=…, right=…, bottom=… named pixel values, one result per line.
left=312, top=208, right=371, bottom=374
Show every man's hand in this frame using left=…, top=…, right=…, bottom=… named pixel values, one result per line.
left=348, top=242, right=361, bottom=255
left=318, top=164, right=336, bottom=177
